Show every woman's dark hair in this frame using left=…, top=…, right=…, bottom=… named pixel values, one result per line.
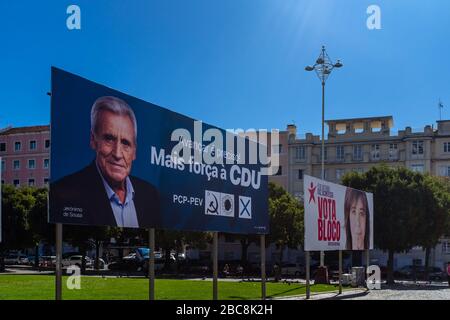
left=344, top=188, right=370, bottom=250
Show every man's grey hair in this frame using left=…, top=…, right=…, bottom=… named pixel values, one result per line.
left=90, top=96, right=138, bottom=140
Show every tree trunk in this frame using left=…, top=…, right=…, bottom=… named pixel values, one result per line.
left=164, top=247, right=171, bottom=272
left=95, top=239, right=100, bottom=270
left=0, top=245, right=5, bottom=272
left=81, top=244, right=87, bottom=275
left=387, top=249, right=395, bottom=285
left=274, top=245, right=284, bottom=282
left=34, top=244, right=40, bottom=268
left=278, top=245, right=284, bottom=265
left=424, top=247, right=431, bottom=282
left=240, top=238, right=249, bottom=267
left=352, top=251, right=362, bottom=266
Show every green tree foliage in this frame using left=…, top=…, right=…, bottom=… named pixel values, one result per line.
left=414, top=175, right=450, bottom=278
left=342, top=164, right=450, bottom=284
left=1, top=185, right=35, bottom=250
left=267, top=182, right=304, bottom=264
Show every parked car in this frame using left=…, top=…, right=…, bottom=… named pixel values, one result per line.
left=395, top=265, right=425, bottom=279
left=427, top=267, right=445, bottom=281
left=4, top=254, right=29, bottom=265
left=39, top=256, right=56, bottom=268
left=108, top=248, right=164, bottom=272
left=27, top=255, right=39, bottom=266
left=62, top=255, right=93, bottom=268
left=281, top=263, right=305, bottom=277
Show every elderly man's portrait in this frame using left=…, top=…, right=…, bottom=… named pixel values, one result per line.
left=50, top=96, right=160, bottom=228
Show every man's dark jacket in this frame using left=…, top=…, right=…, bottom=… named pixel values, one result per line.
left=50, top=162, right=160, bottom=228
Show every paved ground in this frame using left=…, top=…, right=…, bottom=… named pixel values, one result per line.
left=280, top=282, right=450, bottom=300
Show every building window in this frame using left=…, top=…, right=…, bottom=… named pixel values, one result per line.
left=298, top=169, right=303, bottom=180
left=336, top=145, right=344, bottom=161
left=43, top=158, right=49, bottom=169
left=353, top=145, right=363, bottom=161
left=0, top=142, right=5, bottom=152
left=371, top=144, right=380, bottom=160
left=44, top=178, right=49, bottom=186
left=444, top=142, right=450, bottom=153
left=319, top=147, right=328, bottom=161
left=28, top=159, right=36, bottom=169
left=13, top=160, right=20, bottom=170
left=13, top=179, right=20, bottom=187
left=1, top=160, right=5, bottom=172
left=389, top=143, right=398, bottom=159
left=336, top=169, right=345, bottom=180
left=442, top=241, right=450, bottom=254
left=28, top=179, right=35, bottom=187
left=295, top=146, right=306, bottom=160
left=29, top=140, right=37, bottom=150
left=45, top=139, right=50, bottom=149
left=14, top=141, right=21, bottom=152
left=440, top=166, right=450, bottom=177
left=412, top=140, right=424, bottom=155
left=411, top=164, right=424, bottom=173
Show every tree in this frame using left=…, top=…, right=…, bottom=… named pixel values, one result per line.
left=0, top=185, right=37, bottom=271
left=28, top=187, right=54, bottom=267
left=155, top=229, right=212, bottom=272
left=64, top=225, right=112, bottom=274
left=1, top=185, right=35, bottom=249
left=342, top=165, right=423, bottom=284
left=266, top=182, right=304, bottom=274
left=414, top=175, right=450, bottom=280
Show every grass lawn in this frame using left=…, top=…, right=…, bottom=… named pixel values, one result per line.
left=0, top=275, right=342, bottom=300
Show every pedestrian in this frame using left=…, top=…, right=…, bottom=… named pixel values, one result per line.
left=273, top=263, right=281, bottom=282
left=223, top=264, right=230, bottom=278
left=237, top=264, right=244, bottom=279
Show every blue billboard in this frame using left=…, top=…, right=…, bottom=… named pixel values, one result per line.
left=49, top=67, right=269, bottom=234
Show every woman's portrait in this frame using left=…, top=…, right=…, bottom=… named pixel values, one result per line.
left=344, top=188, right=370, bottom=250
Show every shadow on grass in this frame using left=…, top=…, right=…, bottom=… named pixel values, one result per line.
left=226, top=284, right=308, bottom=300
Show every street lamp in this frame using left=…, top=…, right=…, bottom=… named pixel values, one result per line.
left=305, top=46, right=343, bottom=267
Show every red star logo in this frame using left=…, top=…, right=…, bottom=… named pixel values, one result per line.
left=308, top=182, right=316, bottom=203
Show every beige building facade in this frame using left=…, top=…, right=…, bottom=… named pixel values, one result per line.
left=280, top=116, right=450, bottom=202
left=266, top=116, right=450, bottom=270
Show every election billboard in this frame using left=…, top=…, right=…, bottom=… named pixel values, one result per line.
left=49, top=67, right=269, bottom=234
left=304, top=175, right=373, bottom=251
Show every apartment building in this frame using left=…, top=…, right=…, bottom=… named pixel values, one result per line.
left=268, top=116, right=450, bottom=270
left=286, top=116, right=450, bottom=201
left=0, top=125, right=50, bottom=188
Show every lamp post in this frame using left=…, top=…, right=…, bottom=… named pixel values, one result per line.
left=305, top=46, right=343, bottom=267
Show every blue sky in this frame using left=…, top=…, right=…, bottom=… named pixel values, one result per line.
left=0, top=0, right=449, bottom=135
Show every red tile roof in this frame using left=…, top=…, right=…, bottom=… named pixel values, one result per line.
left=0, top=125, right=50, bottom=135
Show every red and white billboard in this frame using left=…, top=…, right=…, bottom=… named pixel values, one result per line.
left=304, top=175, right=373, bottom=251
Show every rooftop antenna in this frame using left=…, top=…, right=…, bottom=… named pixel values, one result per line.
left=438, top=99, right=444, bottom=121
